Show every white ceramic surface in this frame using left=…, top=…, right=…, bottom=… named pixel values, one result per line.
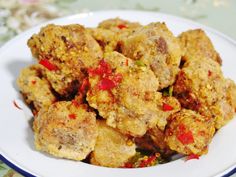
left=0, top=10, right=236, bottom=177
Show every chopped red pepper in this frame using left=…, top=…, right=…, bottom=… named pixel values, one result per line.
left=39, top=59, right=58, bottom=71
left=88, top=59, right=112, bottom=76
left=125, top=59, right=129, bottom=66
left=113, top=73, right=123, bottom=84
left=122, top=162, right=133, bottom=168
left=178, top=124, right=186, bottom=132
left=72, top=100, right=80, bottom=107
left=79, top=78, right=90, bottom=93
left=208, top=70, right=212, bottom=77
left=186, top=154, right=199, bottom=161
left=89, top=59, right=123, bottom=91
left=117, top=24, right=127, bottom=29
left=177, top=131, right=194, bottom=144
left=31, top=80, right=36, bottom=84
left=68, top=114, right=76, bottom=119
left=13, top=100, right=22, bottom=110
left=139, top=155, right=157, bottom=168
left=162, top=103, right=173, bottom=111
left=98, top=78, right=116, bottom=90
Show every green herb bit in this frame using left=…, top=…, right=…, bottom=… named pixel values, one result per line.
left=135, top=60, right=146, bottom=67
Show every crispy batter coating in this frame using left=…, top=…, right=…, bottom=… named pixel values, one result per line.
left=173, top=57, right=235, bottom=129
left=88, top=18, right=141, bottom=53
left=178, top=29, right=222, bottom=65
left=213, top=79, right=236, bottom=129
left=87, top=51, right=180, bottom=136
left=33, top=101, right=97, bottom=161
left=121, top=22, right=182, bottom=90
left=165, top=109, right=215, bottom=155
left=90, top=120, right=136, bottom=167
left=135, top=96, right=180, bottom=153
left=17, top=64, right=56, bottom=112
left=98, top=18, right=141, bottom=32
left=28, top=24, right=103, bottom=96
left=87, top=28, right=118, bottom=52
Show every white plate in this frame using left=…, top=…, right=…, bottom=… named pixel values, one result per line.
left=0, top=10, right=236, bottom=177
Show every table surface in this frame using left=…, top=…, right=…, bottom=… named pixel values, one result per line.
left=0, top=0, right=235, bottom=176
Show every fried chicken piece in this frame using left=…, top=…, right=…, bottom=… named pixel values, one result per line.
left=90, top=120, right=136, bottom=167
left=135, top=96, right=180, bottom=154
left=87, top=28, right=118, bottom=52
left=98, top=18, right=141, bottom=32
left=33, top=101, right=97, bottom=161
left=178, top=29, right=222, bottom=65
left=135, top=127, right=175, bottom=156
left=213, top=79, right=236, bottom=129
left=173, top=57, right=236, bottom=129
left=88, top=18, right=141, bottom=53
left=87, top=51, right=180, bottom=136
left=28, top=24, right=103, bottom=96
left=17, top=64, right=56, bottom=112
left=165, top=109, right=215, bottom=155
left=120, top=22, right=182, bottom=90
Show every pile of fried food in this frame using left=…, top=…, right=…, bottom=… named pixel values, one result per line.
left=17, top=18, right=236, bottom=168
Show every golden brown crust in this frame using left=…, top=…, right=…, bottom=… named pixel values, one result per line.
left=17, top=64, right=56, bottom=112
left=33, top=101, right=97, bottom=161
left=173, top=57, right=235, bottom=129
left=90, top=120, right=136, bottom=167
left=165, top=109, right=215, bottom=155
left=178, top=29, right=222, bottom=65
left=121, top=22, right=182, bottom=90
left=87, top=52, right=181, bottom=136
left=28, top=24, right=103, bottom=96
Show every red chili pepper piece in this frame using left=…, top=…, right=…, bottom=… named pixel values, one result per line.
left=68, top=114, right=76, bottom=119
left=113, top=73, right=123, bottom=85
left=98, top=78, right=116, bottom=90
left=177, top=131, right=194, bottom=144
left=13, top=100, right=22, bottom=110
left=79, top=78, right=90, bottom=93
left=123, top=162, right=133, bottom=168
left=178, top=123, right=186, bottom=132
left=162, top=103, right=173, bottom=111
left=125, top=59, right=129, bottom=66
left=31, top=80, right=36, bottom=84
left=139, top=155, right=157, bottom=168
left=88, top=59, right=112, bottom=76
left=72, top=100, right=80, bottom=107
left=186, top=154, right=199, bottom=161
left=208, top=70, right=212, bottom=77
left=117, top=24, right=127, bottom=29
left=39, top=59, right=58, bottom=71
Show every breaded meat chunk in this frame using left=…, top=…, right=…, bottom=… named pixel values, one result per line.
left=87, top=28, right=118, bottom=52
left=17, top=64, right=56, bottom=112
left=87, top=51, right=180, bottom=136
left=135, top=96, right=180, bottom=153
left=173, top=58, right=236, bottom=129
left=178, top=29, right=222, bottom=65
left=90, top=120, right=136, bottom=167
left=88, top=18, right=141, bottom=53
left=120, top=22, right=182, bottom=90
left=165, top=109, right=215, bottom=155
left=98, top=18, right=141, bottom=32
left=135, top=127, right=174, bottom=155
left=213, top=79, right=236, bottom=129
left=33, top=101, right=97, bottom=161
left=28, top=24, right=103, bottom=96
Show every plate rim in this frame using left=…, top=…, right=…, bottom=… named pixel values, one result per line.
left=0, top=9, right=236, bottom=177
